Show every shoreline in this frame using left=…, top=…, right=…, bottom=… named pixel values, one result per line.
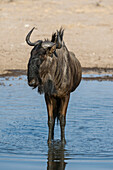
left=0, top=67, right=113, bottom=81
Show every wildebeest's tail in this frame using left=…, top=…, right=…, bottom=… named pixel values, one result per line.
left=53, top=97, right=61, bottom=124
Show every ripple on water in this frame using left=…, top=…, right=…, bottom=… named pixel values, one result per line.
left=0, top=76, right=113, bottom=161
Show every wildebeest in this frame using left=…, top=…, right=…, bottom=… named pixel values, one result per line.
left=26, top=27, right=82, bottom=144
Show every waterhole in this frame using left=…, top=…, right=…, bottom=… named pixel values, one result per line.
left=0, top=76, right=113, bottom=169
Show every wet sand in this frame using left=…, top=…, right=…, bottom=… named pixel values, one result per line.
left=0, top=68, right=113, bottom=81
left=0, top=0, right=113, bottom=75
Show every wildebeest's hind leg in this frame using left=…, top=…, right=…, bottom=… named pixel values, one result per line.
left=45, top=94, right=55, bottom=144
left=59, top=94, right=70, bottom=144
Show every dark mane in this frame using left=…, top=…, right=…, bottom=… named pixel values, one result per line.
left=44, top=38, right=50, bottom=42
left=51, top=27, right=64, bottom=43
left=58, top=27, right=64, bottom=41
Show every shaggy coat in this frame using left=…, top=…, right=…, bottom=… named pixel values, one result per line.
left=37, top=45, right=81, bottom=97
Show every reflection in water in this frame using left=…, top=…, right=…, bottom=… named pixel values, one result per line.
left=47, top=141, right=67, bottom=170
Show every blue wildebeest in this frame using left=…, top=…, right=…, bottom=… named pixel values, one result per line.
left=26, top=28, right=82, bottom=144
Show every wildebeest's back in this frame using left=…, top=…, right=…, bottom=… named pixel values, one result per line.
left=69, top=51, right=82, bottom=92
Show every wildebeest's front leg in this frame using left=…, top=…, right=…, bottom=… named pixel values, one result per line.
left=45, top=94, right=55, bottom=144
left=59, top=94, right=70, bottom=144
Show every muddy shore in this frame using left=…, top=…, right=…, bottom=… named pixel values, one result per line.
left=0, top=68, right=113, bottom=81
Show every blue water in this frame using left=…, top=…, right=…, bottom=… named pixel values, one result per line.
left=0, top=76, right=113, bottom=169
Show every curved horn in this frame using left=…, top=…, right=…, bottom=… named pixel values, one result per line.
left=42, top=41, right=55, bottom=49
left=26, top=27, right=42, bottom=46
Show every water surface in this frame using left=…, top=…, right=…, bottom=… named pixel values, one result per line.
left=0, top=76, right=113, bottom=169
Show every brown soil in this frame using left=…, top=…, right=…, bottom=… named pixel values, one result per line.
left=0, top=0, right=113, bottom=76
